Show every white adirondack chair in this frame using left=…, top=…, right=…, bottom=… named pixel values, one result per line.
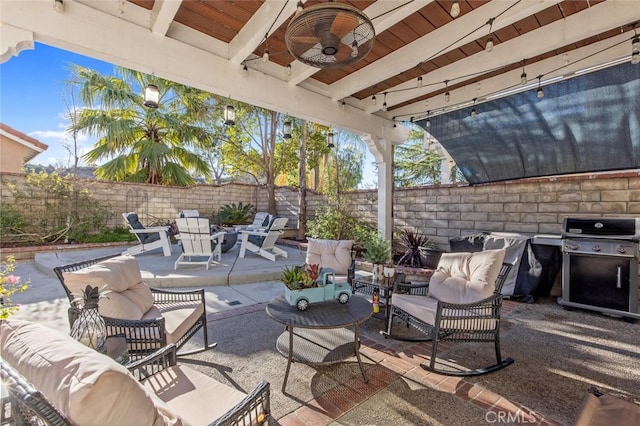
left=174, top=217, right=225, bottom=270
left=238, top=217, right=288, bottom=261
left=122, top=212, right=172, bottom=257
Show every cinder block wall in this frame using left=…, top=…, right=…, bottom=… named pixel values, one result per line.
left=1, top=171, right=638, bottom=242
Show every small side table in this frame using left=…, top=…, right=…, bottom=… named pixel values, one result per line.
left=352, top=275, right=396, bottom=327
left=266, top=295, right=372, bottom=392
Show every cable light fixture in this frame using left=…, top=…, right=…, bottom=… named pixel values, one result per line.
left=632, top=27, right=640, bottom=64
left=53, top=0, right=64, bottom=13
left=143, top=84, right=159, bottom=108
left=485, top=18, right=495, bottom=52
left=450, top=1, right=460, bottom=18
left=224, top=105, right=236, bottom=126
left=520, top=59, right=528, bottom=85
left=536, top=75, right=544, bottom=99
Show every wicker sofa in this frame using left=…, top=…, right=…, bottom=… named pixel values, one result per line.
left=0, top=320, right=270, bottom=426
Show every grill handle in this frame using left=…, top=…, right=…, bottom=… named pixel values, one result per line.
left=616, top=266, right=622, bottom=289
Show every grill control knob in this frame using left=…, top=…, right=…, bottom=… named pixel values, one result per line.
left=617, top=246, right=627, bottom=254
left=592, top=245, right=601, bottom=252
left=566, top=243, right=579, bottom=251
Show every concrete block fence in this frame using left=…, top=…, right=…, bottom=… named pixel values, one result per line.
left=1, top=171, right=639, bottom=251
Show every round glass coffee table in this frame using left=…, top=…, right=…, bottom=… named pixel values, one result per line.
left=265, top=294, right=372, bottom=392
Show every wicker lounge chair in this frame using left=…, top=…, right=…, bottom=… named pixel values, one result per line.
left=54, top=254, right=216, bottom=359
left=384, top=249, right=514, bottom=376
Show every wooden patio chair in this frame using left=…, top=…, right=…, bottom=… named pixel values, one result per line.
left=174, top=217, right=226, bottom=270
left=238, top=217, right=288, bottom=261
left=384, top=249, right=514, bottom=376
left=122, top=212, right=172, bottom=257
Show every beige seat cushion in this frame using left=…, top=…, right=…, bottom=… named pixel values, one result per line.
left=63, top=255, right=154, bottom=320
left=144, top=365, right=253, bottom=426
left=143, top=301, right=204, bottom=345
left=306, top=238, right=354, bottom=275
left=428, top=249, right=506, bottom=304
left=0, top=320, right=181, bottom=426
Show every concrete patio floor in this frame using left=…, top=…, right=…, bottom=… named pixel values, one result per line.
left=6, top=241, right=640, bottom=425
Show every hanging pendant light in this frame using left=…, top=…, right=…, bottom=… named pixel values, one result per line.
left=426, top=111, right=431, bottom=128
left=470, top=98, right=477, bottom=117
left=224, top=105, right=236, bottom=126
left=417, top=76, right=423, bottom=88
left=143, top=84, right=159, bottom=108
left=520, top=59, right=527, bottom=85
left=444, top=80, right=450, bottom=102
left=326, top=132, right=335, bottom=148
left=631, top=35, right=640, bottom=65
left=283, top=120, right=292, bottom=139
left=485, top=18, right=495, bottom=52
left=371, top=95, right=377, bottom=105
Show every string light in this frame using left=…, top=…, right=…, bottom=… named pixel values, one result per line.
left=341, top=100, right=346, bottom=110
left=536, top=75, right=544, bottom=99
left=470, top=98, right=477, bottom=117
left=485, top=18, right=495, bottom=52
left=444, top=80, right=450, bottom=102
left=286, top=63, right=292, bottom=75
left=371, top=95, right=377, bottom=105
left=520, top=59, right=527, bottom=85
left=382, top=92, right=388, bottom=111
left=450, top=1, right=460, bottom=18
left=426, top=111, right=431, bottom=128
left=417, top=76, right=423, bottom=88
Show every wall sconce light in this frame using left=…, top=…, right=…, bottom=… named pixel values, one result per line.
left=283, top=120, right=292, bottom=138
left=143, top=84, right=159, bottom=108
left=53, top=0, right=64, bottom=13
left=326, top=132, right=335, bottom=148
left=224, top=105, right=236, bottom=126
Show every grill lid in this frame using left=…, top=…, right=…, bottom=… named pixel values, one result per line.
left=562, top=217, right=640, bottom=241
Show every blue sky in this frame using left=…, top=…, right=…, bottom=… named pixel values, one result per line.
left=1, top=42, right=377, bottom=186
left=1, top=42, right=115, bottom=167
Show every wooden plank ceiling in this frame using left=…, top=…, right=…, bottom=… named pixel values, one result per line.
left=126, top=0, right=637, bottom=123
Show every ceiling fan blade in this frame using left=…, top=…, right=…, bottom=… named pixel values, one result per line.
left=289, top=35, right=320, bottom=44
left=329, top=11, right=359, bottom=38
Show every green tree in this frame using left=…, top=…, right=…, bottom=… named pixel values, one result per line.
left=323, top=130, right=366, bottom=194
left=69, top=65, right=213, bottom=185
left=394, top=128, right=443, bottom=187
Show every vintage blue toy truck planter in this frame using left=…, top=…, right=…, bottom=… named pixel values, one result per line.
left=282, top=265, right=351, bottom=311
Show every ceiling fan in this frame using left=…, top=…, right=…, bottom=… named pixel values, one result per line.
left=285, top=1, right=375, bottom=69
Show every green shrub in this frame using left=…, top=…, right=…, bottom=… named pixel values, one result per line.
left=212, top=202, right=254, bottom=225
left=74, top=226, right=137, bottom=244
left=363, top=233, right=392, bottom=264
left=306, top=197, right=375, bottom=248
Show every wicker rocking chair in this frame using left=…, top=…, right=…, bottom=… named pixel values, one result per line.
left=384, top=249, right=514, bottom=376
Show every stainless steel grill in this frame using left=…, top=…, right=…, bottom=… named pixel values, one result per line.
left=558, top=217, right=639, bottom=320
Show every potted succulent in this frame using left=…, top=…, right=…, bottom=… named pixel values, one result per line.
left=281, top=264, right=351, bottom=311
left=363, top=233, right=392, bottom=281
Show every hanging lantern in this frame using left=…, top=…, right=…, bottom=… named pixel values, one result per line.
left=283, top=120, right=292, bottom=139
left=143, top=84, right=159, bottom=108
left=224, top=105, right=236, bottom=126
left=326, top=132, right=335, bottom=148
left=70, top=285, right=107, bottom=353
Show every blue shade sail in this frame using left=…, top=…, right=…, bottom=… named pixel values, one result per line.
left=416, top=62, right=640, bottom=184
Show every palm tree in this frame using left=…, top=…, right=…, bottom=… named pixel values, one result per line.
left=69, top=65, right=214, bottom=185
